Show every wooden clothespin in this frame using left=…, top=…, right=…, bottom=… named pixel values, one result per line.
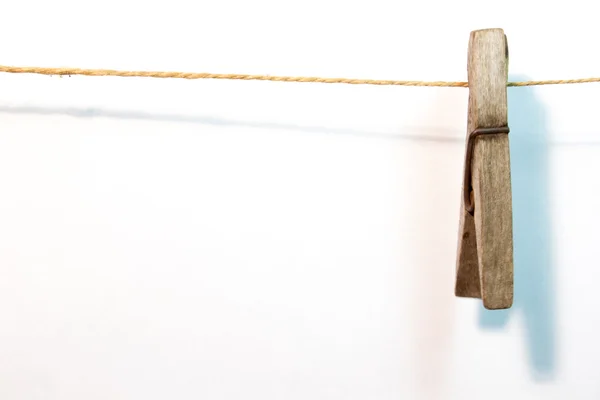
left=455, top=28, right=513, bottom=310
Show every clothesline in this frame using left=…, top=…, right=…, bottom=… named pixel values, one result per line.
left=1, top=65, right=599, bottom=87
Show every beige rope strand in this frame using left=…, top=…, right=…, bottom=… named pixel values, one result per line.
left=0, top=65, right=599, bottom=87
left=507, top=77, right=600, bottom=86
left=0, top=65, right=468, bottom=87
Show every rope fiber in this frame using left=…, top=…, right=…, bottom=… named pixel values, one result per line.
left=1, top=65, right=599, bottom=87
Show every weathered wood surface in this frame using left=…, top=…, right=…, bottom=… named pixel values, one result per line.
left=455, top=28, right=513, bottom=310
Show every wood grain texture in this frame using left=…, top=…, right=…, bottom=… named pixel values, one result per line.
left=455, top=28, right=513, bottom=310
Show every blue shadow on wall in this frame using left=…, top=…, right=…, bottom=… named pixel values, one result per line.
left=478, top=74, right=555, bottom=381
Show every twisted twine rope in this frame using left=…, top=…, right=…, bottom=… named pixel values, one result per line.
left=1, top=65, right=599, bottom=87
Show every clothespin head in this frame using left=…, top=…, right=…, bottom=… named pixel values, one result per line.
left=455, top=28, right=513, bottom=310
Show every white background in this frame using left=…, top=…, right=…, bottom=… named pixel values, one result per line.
left=0, top=1, right=599, bottom=399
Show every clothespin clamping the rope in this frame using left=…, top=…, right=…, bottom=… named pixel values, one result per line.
left=455, top=28, right=513, bottom=310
